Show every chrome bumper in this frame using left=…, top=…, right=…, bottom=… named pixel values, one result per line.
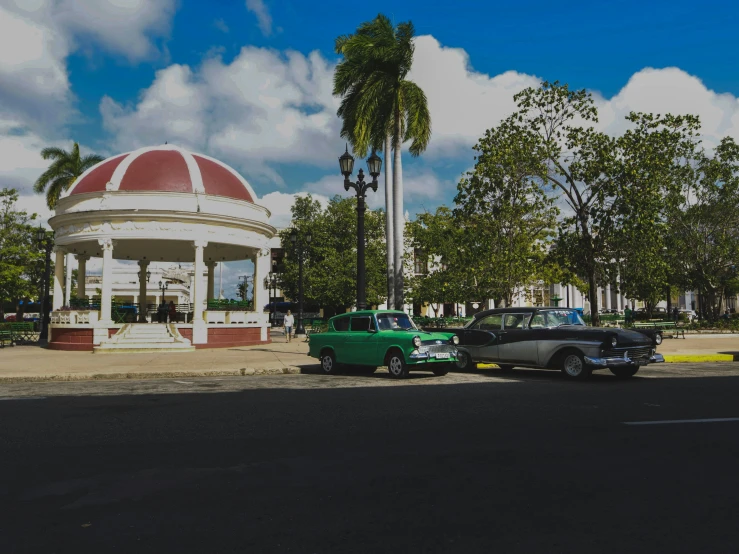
left=584, top=353, right=665, bottom=368
left=410, top=349, right=458, bottom=361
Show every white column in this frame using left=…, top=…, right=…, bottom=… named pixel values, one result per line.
left=206, top=261, right=216, bottom=303
left=98, top=239, right=114, bottom=324
left=616, top=277, right=622, bottom=312
left=76, top=255, right=88, bottom=300
left=605, top=284, right=612, bottom=310
left=64, top=253, right=73, bottom=306
left=52, top=248, right=65, bottom=310
left=192, top=240, right=208, bottom=344
left=138, top=260, right=149, bottom=323
left=255, top=249, right=271, bottom=341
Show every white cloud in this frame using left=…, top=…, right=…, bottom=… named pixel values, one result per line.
left=100, top=47, right=340, bottom=184
left=0, top=4, right=72, bottom=128
left=245, top=0, right=272, bottom=36
left=594, top=67, right=739, bottom=147
left=408, top=35, right=542, bottom=156
left=260, top=191, right=329, bottom=228
left=55, top=0, right=177, bottom=62
left=0, top=0, right=177, bottom=133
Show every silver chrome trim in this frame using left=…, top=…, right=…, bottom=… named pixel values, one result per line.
left=584, top=352, right=665, bottom=368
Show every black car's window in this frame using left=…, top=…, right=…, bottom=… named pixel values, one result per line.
left=530, top=313, right=546, bottom=329
left=350, top=316, right=375, bottom=332
left=333, top=316, right=350, bottom=332
left=471, top=314, right=502, bottom=330
left=503, top=313, right=531, bottom=329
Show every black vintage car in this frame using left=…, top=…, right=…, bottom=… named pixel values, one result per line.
left=431, top=307, right=664, bottom=380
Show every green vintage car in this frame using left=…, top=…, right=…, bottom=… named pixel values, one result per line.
left=308, top=310, right=459, bottom=378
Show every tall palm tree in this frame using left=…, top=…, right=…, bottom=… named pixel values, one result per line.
left=34, top=143, right=105, bottom=209
left=334, top=14, right=431, bottom=309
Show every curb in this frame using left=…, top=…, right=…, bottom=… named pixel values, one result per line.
left=0, top=366, right=303, bottom=384
left=663, top=354, right=736, bottom=363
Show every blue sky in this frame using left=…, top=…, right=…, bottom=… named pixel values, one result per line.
left=1, top=0, right=737, bottom=295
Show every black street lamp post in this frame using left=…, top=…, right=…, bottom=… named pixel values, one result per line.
left=268, top=270, right=278, bottom=326
left=289, top=228, right=312, bottom=336
left=159, top=280, right=169, bottom=298
left=36, top=226, right=53, bottom=342
left=339, top=146, right=381, bottom=310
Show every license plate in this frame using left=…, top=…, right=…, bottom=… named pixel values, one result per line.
left=435, top=353, right=450, bottom=359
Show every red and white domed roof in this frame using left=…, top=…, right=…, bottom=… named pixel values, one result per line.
left=65, top=144, right=256, bottom=203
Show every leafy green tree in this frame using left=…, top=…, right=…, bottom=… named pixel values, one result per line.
left=334, top=14, right=431, bottom=309
left=667, top=137, right=739, bottom=320
left=34, top=142, right=105, bottom=209
left=0, top=189, right=45, bottom=320
left=454, top=120, right=559, bottom=306
left=612, top=113, right=702, bottom=316
left=406, top=207, right=466, bottom=314
left=279, top=195, right=387, bottom=316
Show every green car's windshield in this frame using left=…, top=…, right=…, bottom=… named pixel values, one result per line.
left=536, top=309, right=586, bottom=328
left=376, top=313, right=417, bottom=331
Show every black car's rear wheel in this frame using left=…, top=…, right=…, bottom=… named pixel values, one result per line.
left=560, top=351, right=592, bottom=380
left=610, top=366, right=639, bottom=379
left=454, top=350, right=475, bottom=371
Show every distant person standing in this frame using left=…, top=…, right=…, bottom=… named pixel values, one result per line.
left=673, top=306, right=679, bottom=324
left=624, top=306, right=632, bottom=325
left=283, top=310, right=295, bottom=342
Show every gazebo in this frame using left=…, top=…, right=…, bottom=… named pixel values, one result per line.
left=47, top=144, right=276, bottom=352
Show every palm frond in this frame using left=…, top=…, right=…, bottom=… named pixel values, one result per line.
left=40, top=146, right=68, bottom=160
left=400, top=80, right=431, bottom=156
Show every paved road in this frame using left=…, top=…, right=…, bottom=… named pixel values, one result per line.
left=2, top=364, right=739, bottom=553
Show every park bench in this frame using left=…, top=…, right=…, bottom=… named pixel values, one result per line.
left=305, top=319, right=326, bottom=339
left=632, top=321, right=685, bottom=339
left=0, top=325, right=13, bottom=347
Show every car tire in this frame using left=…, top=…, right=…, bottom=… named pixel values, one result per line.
left=497, top=364, right=515, bottom=372
left=654, top=333, right=663, bottom=345
left=610, top=366, right=639, bottom=379
left=386, top=351, right=409, bottom=379
left=560, top=350, right=592, bottom=380
left=454, top=349, right=475, bottom=371
left=432, top=365, right=449, bottom=377
left=320, top=350, right=340, bottom=375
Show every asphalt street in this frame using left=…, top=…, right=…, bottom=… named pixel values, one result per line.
left=2, top=363, right=739, bottom=553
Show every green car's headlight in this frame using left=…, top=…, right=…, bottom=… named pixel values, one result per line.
left=412, top=336, right=422, bottom=348
left=450, top=335, right=459, bottom=345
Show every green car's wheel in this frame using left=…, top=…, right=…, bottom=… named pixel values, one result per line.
left=387, top=351, right=409, bottom=379
left=432, top=364, right=449, bottom=377
left=320, top=350, right=340, bottom=375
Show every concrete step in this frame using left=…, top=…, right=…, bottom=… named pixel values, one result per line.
left=94, top=344, right=196, bottom=353
left=112, top=337, right=177, bottom=344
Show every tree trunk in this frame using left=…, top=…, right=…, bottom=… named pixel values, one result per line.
left=665, top=286, right=672, bottom=316
left=392, top=110, right=404, bottom=310
left=384, top=133, right=395, bottom=309
left=588, top=270, right=600, bottom=326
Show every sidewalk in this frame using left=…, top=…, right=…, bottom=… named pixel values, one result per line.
left=1, top=334, right=738, bottom=383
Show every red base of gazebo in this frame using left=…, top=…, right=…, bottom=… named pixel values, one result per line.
left=48, top=326, right=270, bottom=351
